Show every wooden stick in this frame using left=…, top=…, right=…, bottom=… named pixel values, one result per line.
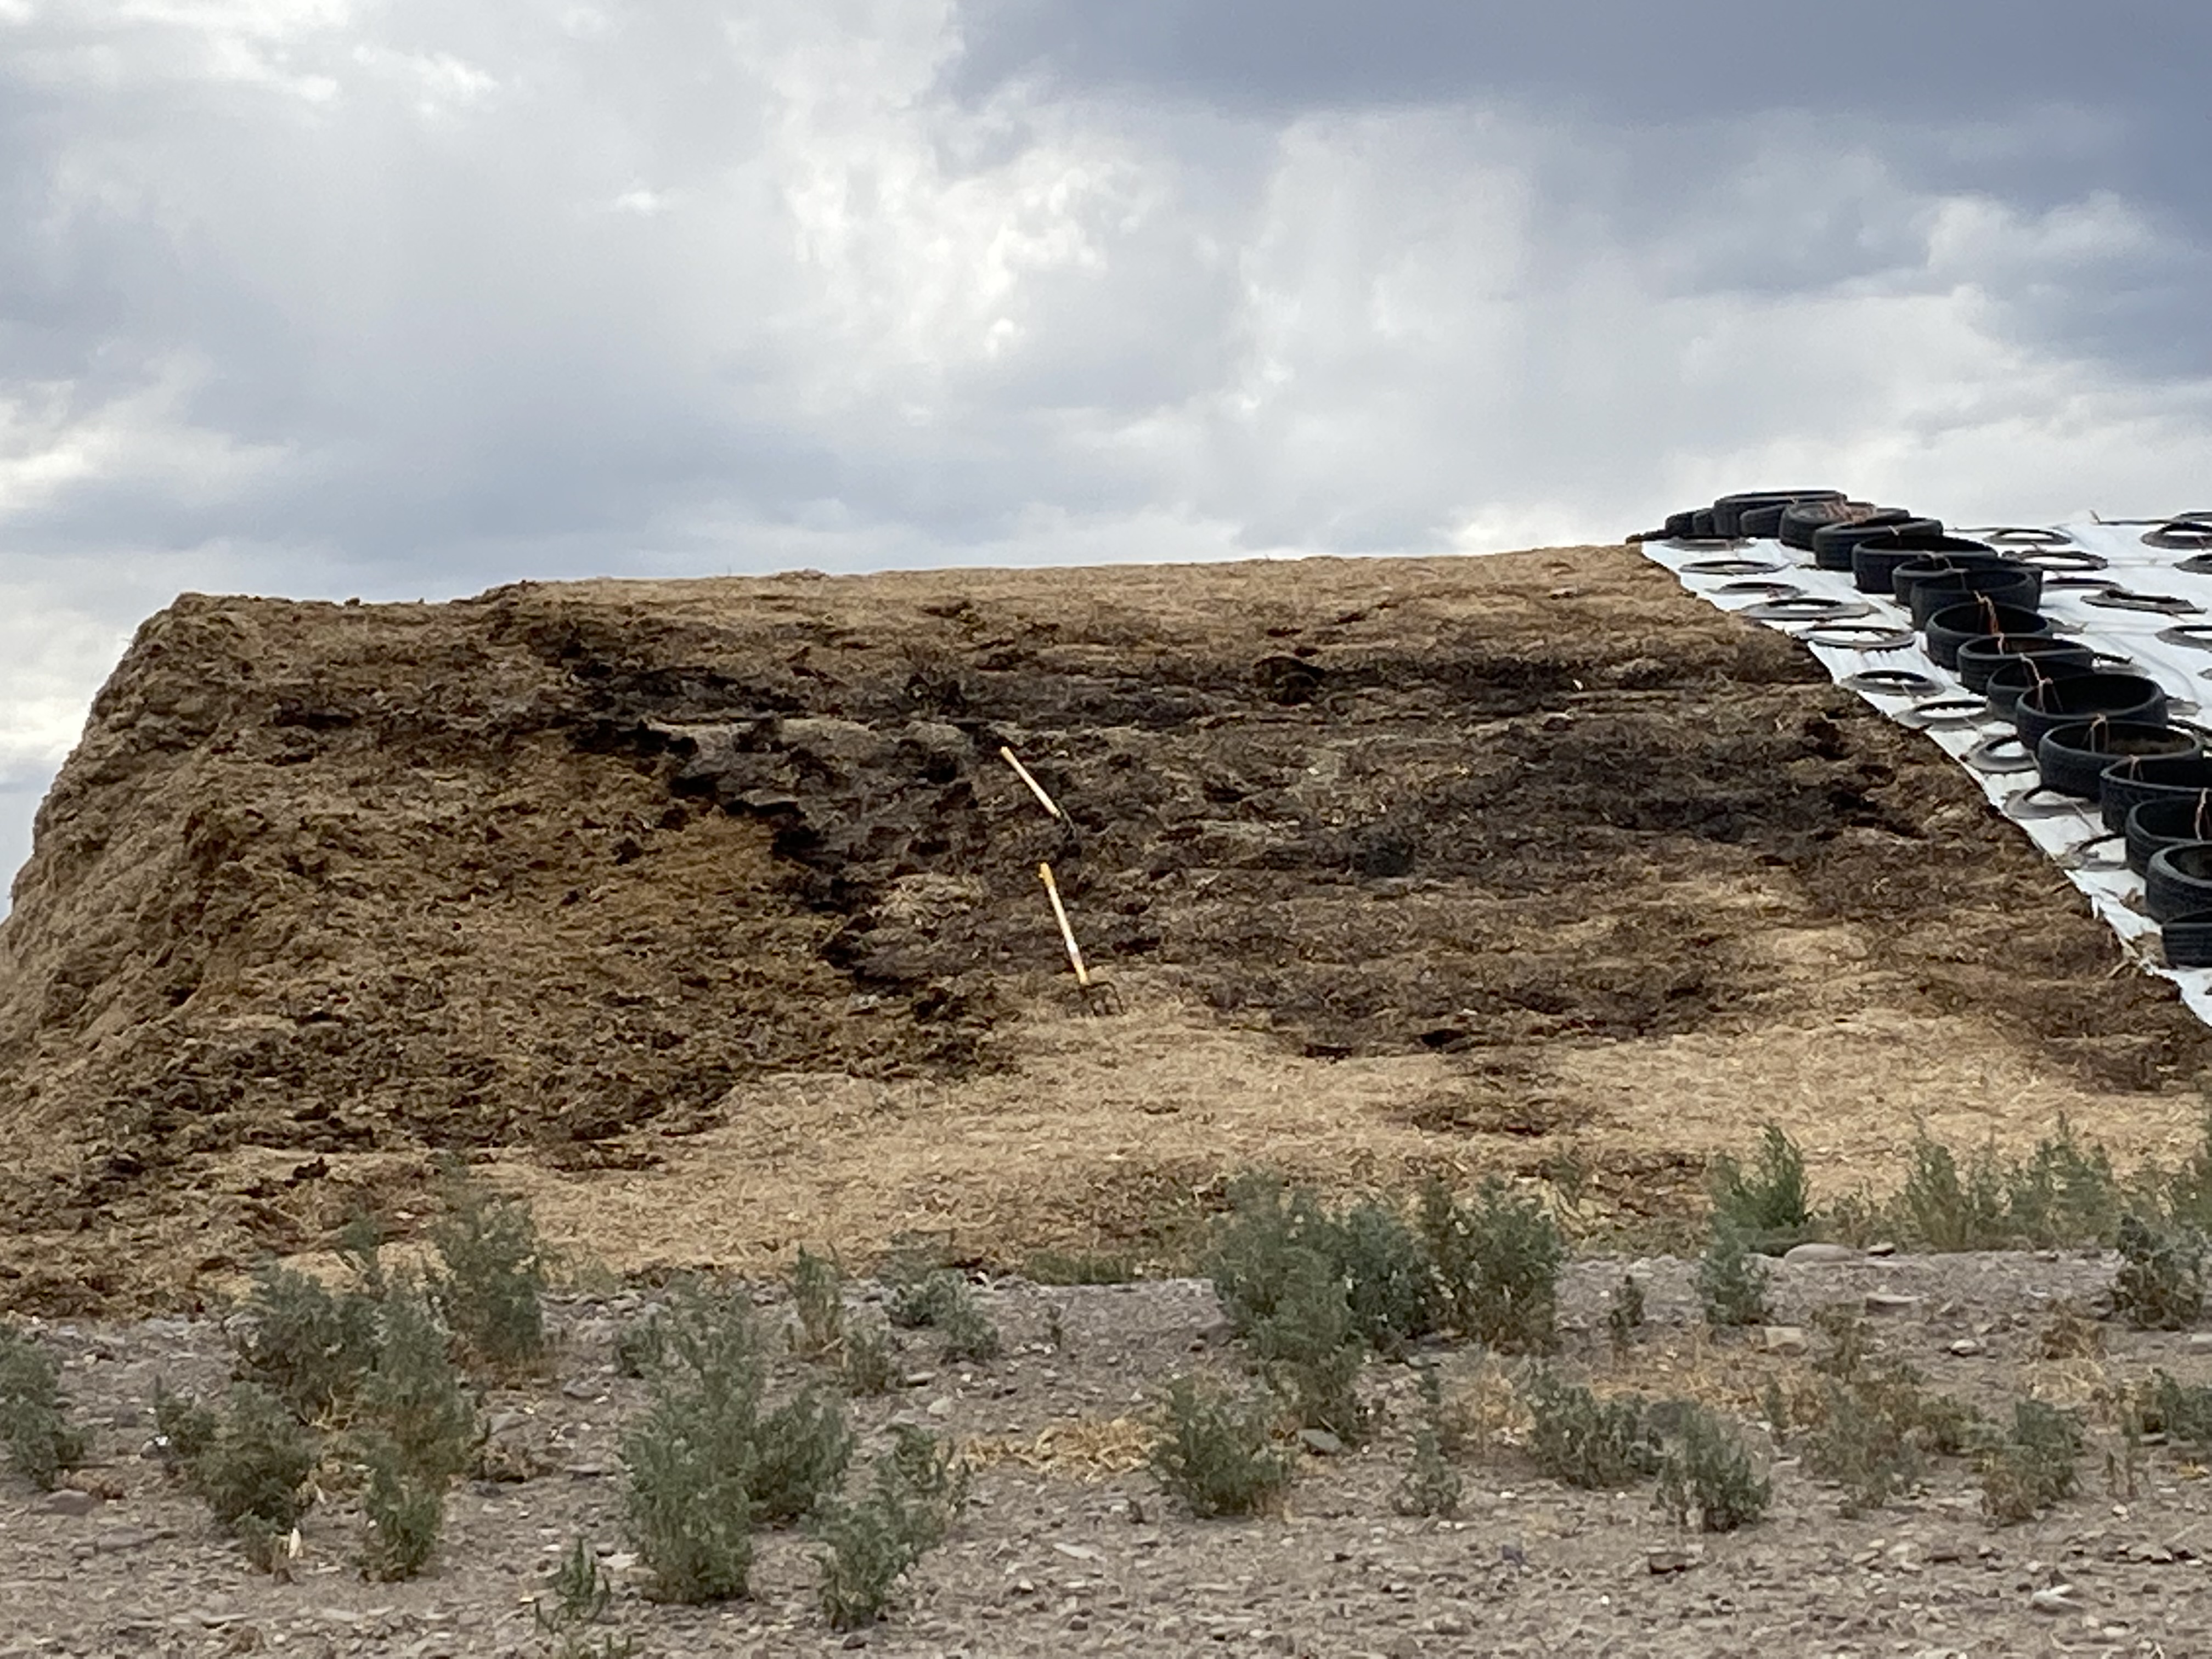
left=1000, top=746, right=1064, bottom=821
left=1037, top=861, right=1090, bottom=987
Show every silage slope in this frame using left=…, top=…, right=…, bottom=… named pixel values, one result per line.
left=1, top=548, right=2204, bottom=1312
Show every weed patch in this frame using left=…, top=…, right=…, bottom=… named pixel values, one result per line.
left=1978, top=1399, right=2083, bottom=1525
left=1696, top=1223, right=1772, bottom=1328
left=230, top=1264, right=380, bottom=1421
left=351, top=1282, right=478, bottom=1580
left=788, top=1249, right=845, bottom=1359
left=2112, top=1214, right=2207, bottom=1330
left=620, top=1280, right=766, bottom=1602
left=1523, top=1371, right=1661, bottom=1490
left=1417, top=1178, right=1563, bottom=1354
left=427, top=1175, right=549, bottom=1376
left=162, top=1383, right=318, bottom=1567
left=1150, top=1374, right=1294, bottom=1518
left=1708, top=1124, right=1814, bottom=1251
left=1656, top=1405, right=1769, bottom=1533
left=811, top=1426, right=968, bottom=1630
left=1391, top=1365, right=1463, bottom=1519
left=0, top=1327, right=88, bottom=1490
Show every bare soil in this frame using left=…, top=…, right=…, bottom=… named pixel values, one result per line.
left=4, top=545, right=2211, bottom=1314
left=4, top=1254, right=2208, bottom=1657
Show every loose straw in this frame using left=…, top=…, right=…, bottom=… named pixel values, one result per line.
left=1037, top=862, right=1090, bottom=987
left=1000, top=747, right=1064, bottom=821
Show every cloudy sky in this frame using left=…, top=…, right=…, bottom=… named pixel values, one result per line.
left=4, top=0, right=2210, bottom=898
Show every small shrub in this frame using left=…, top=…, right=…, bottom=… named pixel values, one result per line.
left=428, top=1173, right=549, bottom=1376
left=2005, top=1124, right=2125, bottom=1248
left=843, top=1322, right=900, bottom=1396
left=1203, top=1176, right=1344, bottom=1340
left=1523, top=1371, right=1662, bottom=1490
left=1330, top=1198, right=1443, bottom=1355
left=934, top=1284, right=1003, bottom=1365
left=1606, top=1275, right=1646, bottom=1358
left=2140, top=1370, right=2212, bottom=1452
left=1418, top=1177, right=1564, bottom=1353
left=1803, top=1380, right=1921, bottom=1515
left=352, top=1282, right=478, bottom=1579
left=1150, top=1374, right=1294, bottom=1519
left=1893, top=1134, right=2011, bottom=1252
left=1206, top=1177, right=1442, bottom=1357
left=812, top=1426, right=968, bottom=1630
left=620, top=1280, right=765, bottom=1602
left=1708, top=1124, right=1814, bottom=1250
left=1243, top=1250, right=1369, bottom=1444
left=360, top=1447, right=444, bottom=1581
left=535, top=1537, right=640, bottom=1659
left=356, top=1284, right=479, bottom=1485
left=1656, top=1405, right=1769, bottom=1533
left=1391, top=1366, right=1463, bottom=1519
left=0, top=1327, right=89, bottom=1490
left=1696, top=1223, right=1772, bottom=1328
left=153, top=1383, right=218, bottom=1466
left=231, top=1264, right=380, bottom=1421
left=788, top=1249, right=846, bottom=1359
left=1978, top=1399, right=2083, bottom=1525
left=172, top=1384, right=318, bottom=1566
left=752, top=1388, right=856, bottom=1527
left=1886, top=1124, right=2126, bottom=1252
left=887, top=1269, right=965, bottom=1332
left=2112, top=1214, right=2207, bottom=1330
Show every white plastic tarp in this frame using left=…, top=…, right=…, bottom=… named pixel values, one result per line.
left=1639, top=521, right=2212, bottom=1028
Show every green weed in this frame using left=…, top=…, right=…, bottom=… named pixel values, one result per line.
left=1150, top=1374, right=1294, bottom=1519
left=0, top=1327, right=88, bottom=1491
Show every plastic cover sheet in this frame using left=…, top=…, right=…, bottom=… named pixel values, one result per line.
left=1638, top=520, right=2212, bottom=1028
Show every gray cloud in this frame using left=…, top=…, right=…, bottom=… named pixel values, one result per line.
left=3, top=0, right=2211, bottom=903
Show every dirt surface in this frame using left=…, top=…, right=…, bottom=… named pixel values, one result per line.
left=5, top=545, right=2212, bottom=1314
left=4, top=1254, right=2210, bottom=1657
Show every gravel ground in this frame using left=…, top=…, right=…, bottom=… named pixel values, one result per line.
left=7, top=1251, right=2212, bottom=1658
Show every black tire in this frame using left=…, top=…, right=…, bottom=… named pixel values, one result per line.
left=2104, top=753, right=2212, bottom=833
left=2143, top=516, right=2212, bottom=551
left=2146, top=842, right=2212, bottom=923
left=2015, top=673, right=2169, bottom=749
left=1849, top=532, right=1996, bottom=594
left=2035, top=721, right=2197, bottom=799
left=1891, top=550, right=2024, bottom=604
left=1663, top=510, right=1697, bottom=538
left=1904, top=567, right=2042, bottom=629
left=1780, top=500, right=1883, bottom=550
left=1984, top=656, right=2098, bottom=723
left=1954, top=634, right=2096, bottom=695
left=2128, top=795, right=2212, bottom=876
left=1810, top=513, right=1934, bottom=571
left=2162, top=910, right=2212, bottom=968
left=1690, top=508, right=1717, bottom=538
left=1923, top=601, right=2049, bottom=671
left=1711, top=490, right=1843, bottom=537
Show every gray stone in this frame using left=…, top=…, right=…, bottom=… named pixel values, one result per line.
left=1761, top=1326, right=1809, bottom=1356
left=43, top=1489, right=100, bottom=1517
left=1864, top=1291, right=1922, bottom=1314
left=1298, top=1428, right=1346, bottom=1457
left=1782, top=1243, right=1863, bottom=1266
left=1647, top=1544, right=1704, bottom=1575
